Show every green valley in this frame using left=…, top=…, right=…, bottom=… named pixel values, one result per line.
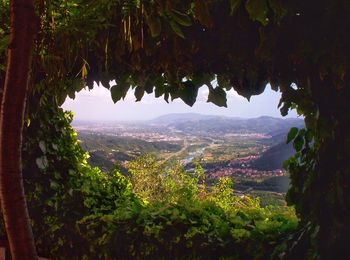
left=75, top=114, right=303, bottom=206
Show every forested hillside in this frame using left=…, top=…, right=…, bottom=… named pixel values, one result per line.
left=252, top=142, right=295, bottom=171
left=19, top=109, right=298, bottom=258
left=156, top=115, right=304, bottom=135
left=78, top=132, right=182, bottom=171
left=74, top=115, right=299, bottom=206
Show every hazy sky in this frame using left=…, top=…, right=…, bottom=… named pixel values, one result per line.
left=62, top=83, right=298, bottom=121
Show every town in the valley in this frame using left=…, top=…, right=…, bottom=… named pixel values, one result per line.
left=73, top=114, right=303, bottom=205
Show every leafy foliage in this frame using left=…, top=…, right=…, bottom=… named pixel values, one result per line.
left=22, top=104, right=91, bottom=256
left=17, top=104, right=297, bottom=259
left=282, top=84, right=350, bottom=258
left=80, top=198, right=297, bottom=259
left=80, top=155, right=297, bottom=259
left=1, top=0, right=350, bottom=258
left=128, top=154, right=198, bottom=203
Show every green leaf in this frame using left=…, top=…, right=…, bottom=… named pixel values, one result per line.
left=293, top=135, right=304, bottom=152
left=154, top=78, right=166, bottom=98
left=287, top=127, right=299, bottom=144
left=39, top=140, right=47, bottom=154
left=236, top=211, right=249, bottom=221
left=50, top=180, right=60, bottom=190
left=170, top=10, right=192, bottom=27
left=146, top=15, right=161, bottom=37
left=110, top=83, right=129, bottom=103
left=179, top=81, right=198, bottom=106
left=282, top=158, right=291, bottom=170
left=164, top=92, right=170, bottom=103
left=191, top=73, right=215, bottom=87
left=36, top=156, right=49, bottom=170
left=279, top=103, right=290, bottom=116
left=207, top=87, right=227, bottom=107
left=217, top=75, right=232, bottom=91
left=57, top=92, right=67, bottom=106
left=155, top=84, right=165, bottom=98
left=100, top=73, right=111, bottom=89
left=134, top=86, right=145, bottom=101
left=169, top=20, right=185, bottom=39
left=245, top=0, right=269, bottom=26
left=270, top=80, right=279, bottom=91
left=72, top=79, right=85, bottom=92
left=144, top=80, right=154, bottom=94
left=52, top=143, right=58, bottom=151
left=306, top=130, right=314, bottom=142
left=67, top=87, right=76, bottom=99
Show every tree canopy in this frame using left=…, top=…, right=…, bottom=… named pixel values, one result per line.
left=1, top=1, right=349, bottom=108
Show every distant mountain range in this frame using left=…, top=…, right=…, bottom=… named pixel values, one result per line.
left=150, top=113, right=233, bottom=124
left=151, top=113, right=304, bottom=135
left=151, top=114, right=303, bottom=173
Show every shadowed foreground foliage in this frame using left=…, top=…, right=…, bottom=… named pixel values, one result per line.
left=18, top=106, right=297, bottom=259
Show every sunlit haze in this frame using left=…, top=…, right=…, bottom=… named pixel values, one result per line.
left=62, top=83, right=298, bottom=121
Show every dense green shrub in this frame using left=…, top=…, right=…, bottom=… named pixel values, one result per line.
left=79, top=155, right=297, bottom=259
left=22, top=105, right=93, bottom=256
left=128, top=155, right=199, bottom=203
left=18, top=106, right=297, bottom=259
left=80, top=198, right=297, bottom=259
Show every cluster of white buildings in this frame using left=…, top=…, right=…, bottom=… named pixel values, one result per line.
left=206, top=154, right=286, bottom=180
left=208, top=168, right=285, bottom=179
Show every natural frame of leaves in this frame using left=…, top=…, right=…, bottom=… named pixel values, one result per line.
left=1, top=0, right=350, bottom=258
